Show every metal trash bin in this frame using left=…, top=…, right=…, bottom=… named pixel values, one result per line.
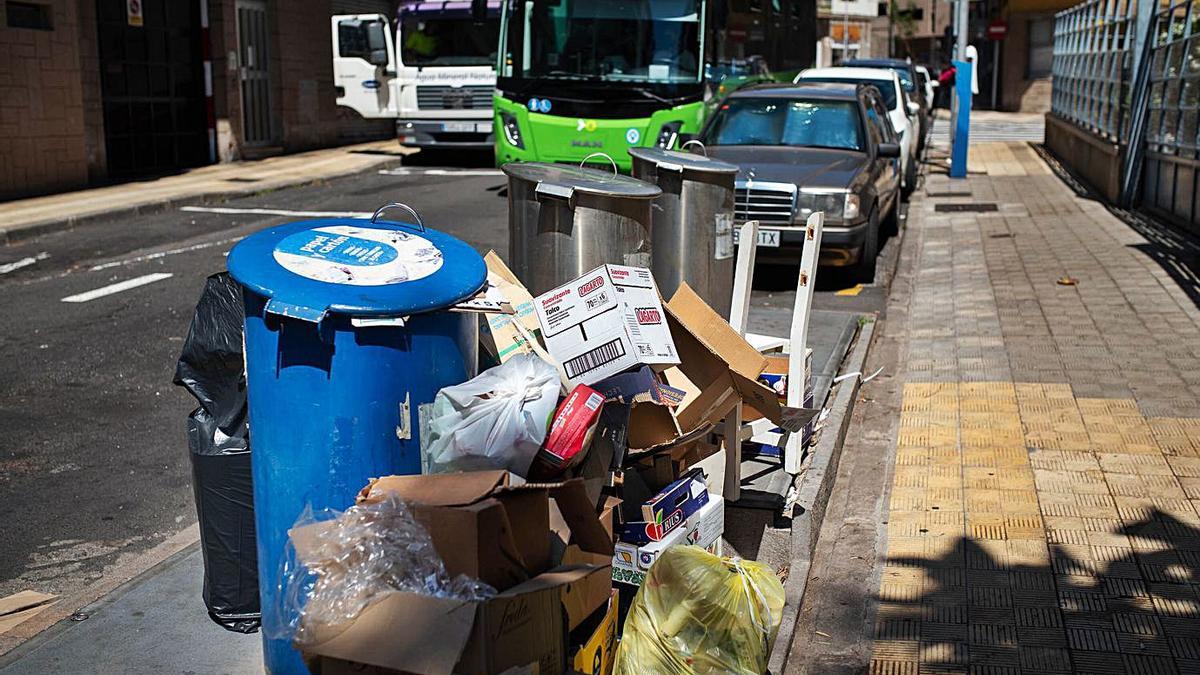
left=629, top=146, right=739, bottom=318
left=225, top=203, right=486, bottom=674
left=502, top=160, right=661, bottom=295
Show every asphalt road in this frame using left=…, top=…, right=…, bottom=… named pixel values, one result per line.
left=0, top=149, right=893, bottom=603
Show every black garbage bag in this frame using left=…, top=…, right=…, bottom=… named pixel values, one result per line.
left=176, top=272, right=259, bottom=633
left=174, top=273, right=247, bottom=433
left=188, top=407, right=260, bottom=633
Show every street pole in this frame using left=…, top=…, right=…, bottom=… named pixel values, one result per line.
left=990, top=38, right=999, bottom=109
left=955, top=0, right=968, bottom=61
left=844, top=4, right=851, bottom=61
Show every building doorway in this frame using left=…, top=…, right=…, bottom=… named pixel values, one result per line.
left=236, top=0, right=276, bottom=147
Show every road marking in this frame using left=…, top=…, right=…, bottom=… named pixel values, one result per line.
left=377, top=167, right=503, bottom=177
left=180, top=206, right=374, bottom=218
left=0, top=252, right=49, bottom=275
left=90, top=237, right=244, bottom=271
left=62, top=273, right=173, bottom=303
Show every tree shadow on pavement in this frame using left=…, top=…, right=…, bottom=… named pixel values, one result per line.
left=877, top=509, right=1200, bottom=673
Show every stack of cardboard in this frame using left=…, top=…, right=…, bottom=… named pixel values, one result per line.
left=286, top=256, right=818, bottom=675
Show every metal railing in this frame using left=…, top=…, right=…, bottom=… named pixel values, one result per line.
left=1144, top=0, right=1200, bottom=158
left=1052, top=0, right=1140, bottom=141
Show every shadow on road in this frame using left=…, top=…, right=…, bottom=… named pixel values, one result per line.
left=402, top=148, right=495, bottom=168
left=874, top=508, right=1200, bottom=671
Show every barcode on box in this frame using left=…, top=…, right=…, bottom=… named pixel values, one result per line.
left=564, top=338, right=626, bottom=379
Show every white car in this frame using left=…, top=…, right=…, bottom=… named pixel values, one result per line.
left=915, top=65, right=936, bottom=110
left=795, top=67, right=919, bottom=198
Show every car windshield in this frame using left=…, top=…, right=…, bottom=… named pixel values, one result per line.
left=704, top=98, right=864, bottom=151
left=517, top=0, right=701, bottom=83
left=400, top=14, right=499, bottom=66
left=800, top=77, right=897, bottom=109
left=886, top=66, right=915, bottom=92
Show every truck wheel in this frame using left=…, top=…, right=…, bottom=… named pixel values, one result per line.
left=853, top=210, right=879, bottom=283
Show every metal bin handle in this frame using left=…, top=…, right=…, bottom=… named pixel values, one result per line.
left=370, top=202, right=426, bottom=233
left=580, top=152, right=618, bottom=175
left=681, top=139, right=708, bottom=156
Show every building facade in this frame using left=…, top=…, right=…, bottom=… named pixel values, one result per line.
left=0, top=0, right=376, bottom=201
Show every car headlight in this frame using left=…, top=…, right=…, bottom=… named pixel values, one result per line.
left=500, top=112, right=524, bottom=149
left=655, top=121, right=682, bottom=149
left=797, top=187, right=859, bottom=223
left=844, top=193, right=861, bottom=220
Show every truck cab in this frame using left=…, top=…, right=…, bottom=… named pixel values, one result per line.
left=332, top=1, right=499, bottom=150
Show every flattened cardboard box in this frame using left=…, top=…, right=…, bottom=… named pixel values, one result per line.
left=534, top=265, right=678, bottom=386
left=480, top=251, right=542, bottom=363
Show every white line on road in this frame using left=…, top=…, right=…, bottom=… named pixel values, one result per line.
left=61, top=273, right=174, bottom=303
left=90, top=236, right=244, bottom=271
left=0, top=252, right=49, bottom=275
left=377, top=168, right=503, bottom=177
left=180, top=206, right=374, bottom=218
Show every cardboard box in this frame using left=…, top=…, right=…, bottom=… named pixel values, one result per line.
left=534, top=265, right=679, bottom=386
left=611, top=497, right=724, bottom=587
left=570, top=592, right=617, bottom=675
left=355, top=471, right=613, bottom=591
left=300, top=471, right=615, bottom=675
left=619, top=284, right=818, bottom=456
left=617, top=468, right=709, bottom=545
left=480, top=251, right=542, bottom=363
left=532, top=385, right=606, bottom=479
left=744, top=350, right=816, bottom=451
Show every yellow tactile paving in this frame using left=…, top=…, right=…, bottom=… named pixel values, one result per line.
left=870, top=382, right=1200, bottom=675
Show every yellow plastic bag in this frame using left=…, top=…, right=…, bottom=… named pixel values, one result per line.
left=614, top=546, right=786, bottom=674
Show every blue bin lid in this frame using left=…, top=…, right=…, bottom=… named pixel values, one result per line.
left=226, top=204, right=486, bottom=322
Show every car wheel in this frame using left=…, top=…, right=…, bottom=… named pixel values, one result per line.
left=853, top=210, right=880, bottom=283
left=901, top=158, right=917, bottom=201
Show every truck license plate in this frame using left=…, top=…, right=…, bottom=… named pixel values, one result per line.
left=442, top=122, right=475, bottom=132
left=733, top=228, right=781, bottom=247
left=475, top=121, right=493, bottom=133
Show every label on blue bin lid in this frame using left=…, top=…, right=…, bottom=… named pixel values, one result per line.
left=272, top=225, right=443, bottom=286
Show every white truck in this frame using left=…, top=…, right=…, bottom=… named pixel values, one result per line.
left=331, top=1, right=499, bottom=150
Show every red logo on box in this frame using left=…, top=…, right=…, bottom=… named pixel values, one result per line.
left=635, top=307, right=662, bottom=324
left=578, top=276, right=604, bottom=296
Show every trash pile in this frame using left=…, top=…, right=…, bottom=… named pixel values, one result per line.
left=262, top=253, right=809, bottom=674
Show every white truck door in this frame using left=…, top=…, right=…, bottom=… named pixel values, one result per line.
left=331, top=14, right=399, bottom=118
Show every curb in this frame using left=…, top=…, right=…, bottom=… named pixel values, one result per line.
left=768, top=316, right=877, bottom=675
left=0, top=525, right=201, bottom=660
left=0, top=154, right=409, bottom=246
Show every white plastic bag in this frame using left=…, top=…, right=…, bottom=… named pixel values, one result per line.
left=424, top=353, right=560, bottom=476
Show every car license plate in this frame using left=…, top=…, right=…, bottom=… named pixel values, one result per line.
left=475, top=121, right=493, bottom=133
left=733, top=228, right=781, bottom=248
left=442, top=122, right=475, bottom=132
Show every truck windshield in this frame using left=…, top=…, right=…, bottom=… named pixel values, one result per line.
left=704, top=98, right=865, bottom=151
left=400, top=15, right=499, bottom=66
left=514, top=0, right=702, bottom=83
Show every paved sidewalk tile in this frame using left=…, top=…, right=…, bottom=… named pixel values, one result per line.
left=869, top=143, right=1200, bottom=675
left=0, top=140, right=408, bottom=236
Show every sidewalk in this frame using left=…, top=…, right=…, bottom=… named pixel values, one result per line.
left=792, top=135, right=1200, bottom=673
left=0, top=140, right=409, bottom=243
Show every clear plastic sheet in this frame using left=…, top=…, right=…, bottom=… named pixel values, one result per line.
left=614, top=546, right=786, bottom=675
left=273, top=494, right=496, bottom=645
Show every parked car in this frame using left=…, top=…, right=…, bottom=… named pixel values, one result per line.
left=914, top=65, right=936, bottom=111
left=795, top=66, right=918, bottom=199
left=843, top=58, right=929, bottom=154
left=699, top=83, right=902, bottom=281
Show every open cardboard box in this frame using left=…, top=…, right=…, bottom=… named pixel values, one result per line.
left=625, top=284, right=817, bottom=456
left=297, top=471, right=615, bottom=675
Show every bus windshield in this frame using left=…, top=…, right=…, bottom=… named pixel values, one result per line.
left=401, top=14, right=499, bottom=66
left=512, top=0, right=702, bottom=83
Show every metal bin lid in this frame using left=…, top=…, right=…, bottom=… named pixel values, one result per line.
left=501, top=162, right=661, bottom=200
left=628, top=147, right=740, bottom=176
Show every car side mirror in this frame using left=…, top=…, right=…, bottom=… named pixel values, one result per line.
left=367, top=48, right=389, bottom=67
left=878, top=142, right=901, bottom=158
left=907, top=101, right=921, bottom=115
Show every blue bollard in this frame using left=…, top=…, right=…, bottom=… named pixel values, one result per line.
left=950, top=59, right=973, bottom=179
left=226, top=205, right=486, bottom=673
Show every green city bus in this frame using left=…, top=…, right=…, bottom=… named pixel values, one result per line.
left=492, top=0, right=814, bottom=171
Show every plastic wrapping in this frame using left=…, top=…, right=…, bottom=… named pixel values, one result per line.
left=276, top=494, right=496, bottom=645
left=423, top=352, right=560, bottom=476
left=614, top=546, right=786, bottom=675
left=187, top=407, right=259, bottom=633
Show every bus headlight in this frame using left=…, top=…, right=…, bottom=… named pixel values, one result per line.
left=501, top=112, right=524, bottom=149
left=655, top=121, right=682, bottom=149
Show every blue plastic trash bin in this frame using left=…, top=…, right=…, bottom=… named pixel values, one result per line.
left=226, top=203, right=486, bottom=674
